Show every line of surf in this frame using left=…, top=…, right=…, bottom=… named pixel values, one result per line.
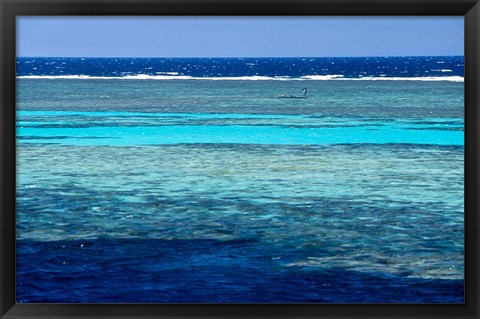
left=16, top=74, right=464, bottom=82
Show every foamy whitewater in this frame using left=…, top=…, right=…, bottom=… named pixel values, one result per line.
left=16, top=57, right=464, bottom=303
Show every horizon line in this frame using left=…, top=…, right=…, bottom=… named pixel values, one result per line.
left=16, top=54, right=465, bottom=59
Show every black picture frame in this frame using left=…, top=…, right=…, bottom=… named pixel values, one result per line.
left=1, top=0, right=479, bottom=318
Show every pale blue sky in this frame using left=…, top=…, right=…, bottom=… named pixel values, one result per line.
left=17, top=16, right=464, bottom=57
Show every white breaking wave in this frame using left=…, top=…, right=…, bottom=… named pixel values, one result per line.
left=300, top=75, right=345, bottom=80
left=155, top=72, right=180, bottom=75
left=431, top=69, right=453, bottom=72
left=16, top=74, right=464, bottom=82
left=339, top=76, right=464, bottom=82
left=16, top=75, right=292, bottom=81
left=17, top=74, right=193, bottom=80
left=202, top=76, right=291, bottom=81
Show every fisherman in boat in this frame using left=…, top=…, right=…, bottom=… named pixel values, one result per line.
left=302, top=86, right=308, bottom=97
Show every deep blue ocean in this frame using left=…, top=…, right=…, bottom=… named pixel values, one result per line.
left=16, top=56, right=464, bottom=80
left=16, top=57, right=464, bottom=303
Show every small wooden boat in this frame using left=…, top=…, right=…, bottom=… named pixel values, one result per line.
left=277, top=94, right=307, bottom=99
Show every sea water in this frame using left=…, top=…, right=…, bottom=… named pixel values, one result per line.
left=16, top=57, right=464, bottom=303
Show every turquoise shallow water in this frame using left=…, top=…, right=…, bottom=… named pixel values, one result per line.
left=16, top=78, right=464, bottom=303
left=18, top=111, right=463, bottom=146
